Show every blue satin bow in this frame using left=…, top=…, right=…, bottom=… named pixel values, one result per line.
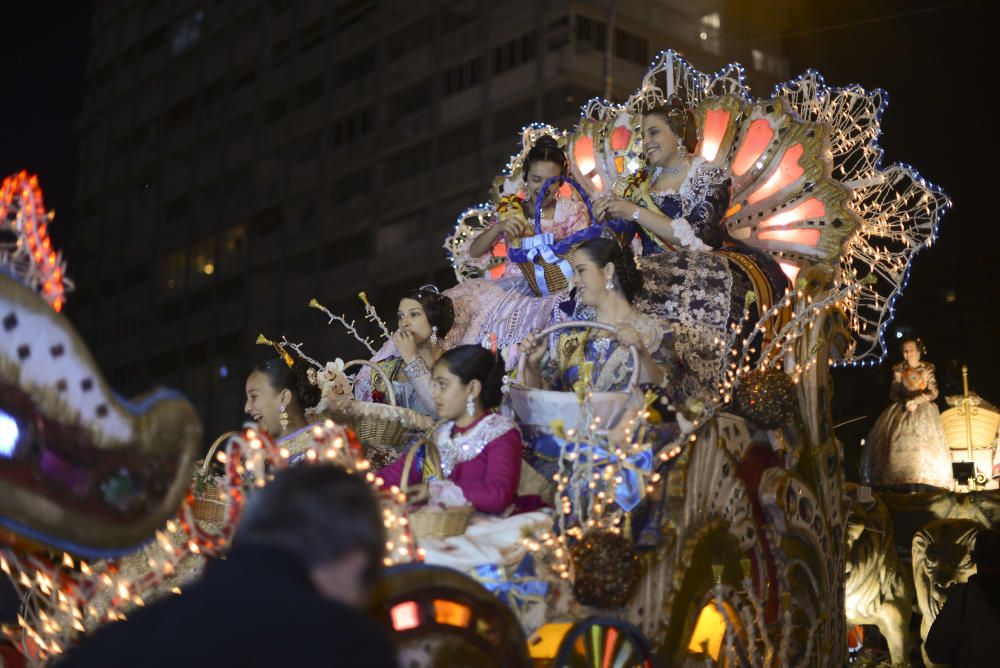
left=529, top=434, right=653, bottom=511
left=474, top=555, right=548, bottom=613
left=518, top=234, right=572, bottom=296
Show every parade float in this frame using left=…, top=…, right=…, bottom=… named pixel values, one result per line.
left=2, top=48, right=996, bottom=668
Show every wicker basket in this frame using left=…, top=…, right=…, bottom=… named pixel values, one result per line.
left=508, top=176, right=618, bottom=297
left=400, top=437, right=473, bottom=539
left=321, top=359, right=433, bottom=449
left=192, top=431, right=234, bottom=524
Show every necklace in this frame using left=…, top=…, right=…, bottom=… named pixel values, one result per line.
left=652, top=165, right=681, bottom=181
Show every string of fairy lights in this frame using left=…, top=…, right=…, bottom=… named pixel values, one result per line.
left=0, top=43, right=948, bottom=663
left=1, top=423, right=417, bottom=665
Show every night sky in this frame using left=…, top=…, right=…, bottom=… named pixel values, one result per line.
left=1, top=1, right=990, bottom=474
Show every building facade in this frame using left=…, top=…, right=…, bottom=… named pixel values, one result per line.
left=70, top=0, right=789, bottom=439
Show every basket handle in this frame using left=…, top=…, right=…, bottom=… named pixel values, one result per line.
left=201, top=431, right=237, bottom=475
left=516, top=320, right=640, bottom=390
left=532, top=176, right=595, bottom=234
left=343, top=359, right=398, bottom=406
left=398, top=435, right=443, bottom=494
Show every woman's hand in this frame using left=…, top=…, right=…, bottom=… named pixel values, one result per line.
left=392, top=329, right=419, bottom=362
left=499, top=216, right=532, bottom=239
left=520, top=331, right=547, bottom=368
left=905, top=399, right=918, bottom=412
left=406, top=483, right=429, bottom=505
left=615, top=322, right=646, bottom=351
left=594, top=194, right=638, bottom=221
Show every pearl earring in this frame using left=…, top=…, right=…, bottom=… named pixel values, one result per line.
left=279, top=404, right=289, bottom=432
left=466, top=395, right=476, bottom=417
left=430, top=326, right=438, bottom=346
left=605, top=275, right=614, bottom=291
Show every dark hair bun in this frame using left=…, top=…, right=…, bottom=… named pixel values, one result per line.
left=577, top=238, right=644, bottom=303
left=401, top=287, right=455, bottom=338
left=523, top=135, right=568, bottom=182
left=254, top=357, right=322, bottom=410
left=294, top=364, right=322, bottom=409
left=440, top=345, right=506, bottom=410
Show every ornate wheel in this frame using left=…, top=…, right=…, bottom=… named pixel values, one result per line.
left=371, top=563, right=532, bottom=668
left=553, top=616, right=656, bottom=668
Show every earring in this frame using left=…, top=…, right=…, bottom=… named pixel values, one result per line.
left=466, top=395, right=476, bottom=417
left=676, top=137, right=688, bottom=157
left=430, top=326, right=438, bottom=347
left=279, top=404, right=289, bottom=432
left=605, top=275, right=614, bottom=291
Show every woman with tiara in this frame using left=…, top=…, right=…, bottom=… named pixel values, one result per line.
left=859, top=337, right=953, bottom=489
left=592, top=97, right=789, bottom=398
left=353, top=285, right=454, bottom=419
left=445, top=135, right=590, bottom=352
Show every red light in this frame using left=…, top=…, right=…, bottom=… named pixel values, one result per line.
left=390, top=601, right=420, bottom=631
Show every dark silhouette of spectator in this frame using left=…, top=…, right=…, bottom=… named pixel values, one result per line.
left=925, top=528, right=1000, bottom=666
left=57, top=465, right=397, bottom=667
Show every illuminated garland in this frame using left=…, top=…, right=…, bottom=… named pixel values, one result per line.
left=0, top=171, right=71, bottom=312
left=2, top=422, right=417, bottom=665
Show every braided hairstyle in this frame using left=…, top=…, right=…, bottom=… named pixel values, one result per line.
left=643, top=97, right=698, bottom=155
left=576, top=237, right=644, bottom=303
left=438, top=345, right=506, bottom=410
left=253, top=357, right=322, bottom=410
left=523, top=135, right=568, bottom=182
left=401, top=285, right=455, bottom=339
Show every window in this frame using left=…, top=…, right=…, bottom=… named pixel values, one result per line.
left=164, top=96, right=196, bottom=132
left=330, top=107, right=375, bottom=148
left=323, top=230, right=370, bottom=265
left=699, top=13, right=722, bottom=55
left=158, top=249, right=187, bottom=291
left=615, top=29, right=648, bottom=66
left=298, top=16, right=327, bottom=52
left=576, top=15, right=606, bottom=51
left=442, top=57, right=483, bottom=97
left=493, top=32, right=538, bottom=75
left=251, top=205, right=283, bottom=236
left=264, top=95, right=288, bottom=123
left=751, top=49, right=787, bottom=79
left=172, top=10, right=204, bottom=55
left=387, top=79, right=432, bottom=115
left=333, top=0, right=376, bottom=33
left=297, top=75, right=325, bottom=108
left=439, top=120, right=480, bottom=164
left=331, top=167, right=374, bottom=200
left=383, top=142, right=430, bottom=182
left=441, top=1, right=476, bottom=34
left=272, top=37, right=291, bottom=64
left=164, top=195, right=191, bottom=223
left=547, top=16, right=570, bottom=51
left=333, top=46, right=376, bottom=87
left=387, top=17, right=433, bottom=61
left=492, top=98, right=535, bottom=142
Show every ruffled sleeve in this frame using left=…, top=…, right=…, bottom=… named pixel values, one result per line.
left=917, top=363, right=939, bottom=405
left=685, top=165, right=731, bottom=249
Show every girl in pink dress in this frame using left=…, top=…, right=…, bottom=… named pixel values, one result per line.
left=378, top=344, right=522, bottom=514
